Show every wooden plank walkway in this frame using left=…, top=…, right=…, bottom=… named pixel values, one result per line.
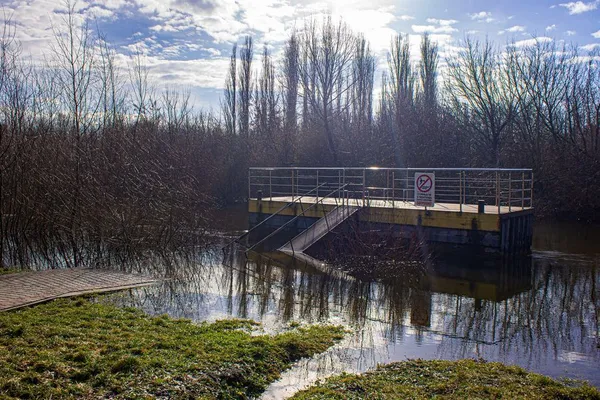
left=0, top=268, right=158, bottom=312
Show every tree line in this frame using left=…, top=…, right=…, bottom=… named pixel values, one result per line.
left=0, top=6, right=599, bottom=266
left=221, top=18, right=599, bottom=220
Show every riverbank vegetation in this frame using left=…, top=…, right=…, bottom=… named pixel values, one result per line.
left=291, top=359, right=600, bottom=399
left=0, top=2, right=599, bottom=267
left=0, top=267, right=20, bottom=275
left=0, top=297, right=345, bottom=399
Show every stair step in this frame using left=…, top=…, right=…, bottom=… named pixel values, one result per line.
left=279, top=205, right=361, bottom=253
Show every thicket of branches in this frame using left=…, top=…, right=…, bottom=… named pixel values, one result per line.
left=0, top=8, right=599, bottom=266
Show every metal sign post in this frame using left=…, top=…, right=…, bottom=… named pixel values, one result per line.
left=414, top=172, right=435, bottom=207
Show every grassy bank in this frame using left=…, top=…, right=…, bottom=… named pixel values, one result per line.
left=0, top=268, right=21, bottom=275
left=291, top=359, right=600, bottom=400
left=0, top=297, right=345, bottom=399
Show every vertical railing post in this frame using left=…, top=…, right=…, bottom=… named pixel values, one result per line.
left=531, top=172, right=534, bottom=208
left=316, top=169, right=319, bottom=202
left=459, top=171, right=463, bottom=213
left=248, top=169, right=251, bottom=199
left=406, top=169, right=409, bottom=202
left=362, top=169, right=366, bottom=207
left=508, top=172, right=512, bottom=212
left=269, top=170, right=272, bottom=201
left=338, top=169, right=341, bottom=198
left=464, top=171, right=467, bottom=204
left=392, top=171, right=395, bottom=208
left=291, top=169, right=295, bottom=201
left=521, top=172, right=525, bottom=209
left=386, top=169, right=390, bottom=203
left=496, top=171, right=500, bottom=214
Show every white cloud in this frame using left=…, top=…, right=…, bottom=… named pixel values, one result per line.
left=398, top=15, right=415, bottom=21
left=511, top=37, right=553, bottom=47
left=93, top=0, right=129, bottom=9
left=558, top=0, right=599, bottom=14
left=570, top=55, right=600, bottom=63
left=592, top=29, right=600, bottom=38
left=336, top=8, right=397, bottom=53
left=142, top=56, right=231, bottom=89
left=499, top=25, right=526, bottom=35
left=507, top=25, right=526, bottom=32
left=426, top=18, right=458, bottom=26
left=546, top=24, right=557, bottom=31
left=412, top=18, right=458, bottom=34
left=581, top=43, right=600, bottom=50
left=469, top=11, right=494, bottom=22
left=412, top=24, right=457, bottom=34
left=85, top=5, right=116, bottom=19
left=565, top=30, right=576, bottom=35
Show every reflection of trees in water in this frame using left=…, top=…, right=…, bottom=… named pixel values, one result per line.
left=102, top=247, right=598, bottom=374
left=432, top=258, right=598, bottom=365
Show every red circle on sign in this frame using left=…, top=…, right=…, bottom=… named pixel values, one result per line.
left=417, top=174, right=433, bottom=193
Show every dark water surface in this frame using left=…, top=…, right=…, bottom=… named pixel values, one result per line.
left=105, top=211, right=600, bottom=398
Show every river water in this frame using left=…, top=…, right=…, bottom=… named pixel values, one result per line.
left=105, top=209, right=600, bottom=398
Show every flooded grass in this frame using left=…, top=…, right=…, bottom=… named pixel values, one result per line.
left=0, top=297, right=345, bottom=399
left=290, top=359, right=600, bottom=399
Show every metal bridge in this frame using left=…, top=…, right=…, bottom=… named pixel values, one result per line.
left=242, top=167, right=534, bottom=257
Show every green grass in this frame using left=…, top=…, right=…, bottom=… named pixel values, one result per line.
left=291, top=359, right=600, bottom=400
left=0, top=267, right=21, bottom=275
left=0, top=297, right=345, bottom=399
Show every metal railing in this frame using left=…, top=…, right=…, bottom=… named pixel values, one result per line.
left=247, top=183, right=350, bottom=252
left=249, top=167, right=534, bottom=212
left=224, top=182, right=329, bottom=251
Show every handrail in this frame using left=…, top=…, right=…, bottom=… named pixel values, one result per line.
left=250, top=167, right=532, bottom=172
left=249, top=167, right=534, bottom=209
left=247, top=184, right=349, bottom=253
left=222, top=182, right=328, bottom=250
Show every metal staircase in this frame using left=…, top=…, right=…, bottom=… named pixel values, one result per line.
left=279, top=205, right=361, bottom=255
left=241, top=184, right=360, bottom=256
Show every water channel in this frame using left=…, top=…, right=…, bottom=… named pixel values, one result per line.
left=104, top=207, right=600, bottom=398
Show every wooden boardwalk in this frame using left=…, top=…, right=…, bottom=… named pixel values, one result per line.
left=0, top=268, right=157, bottom=312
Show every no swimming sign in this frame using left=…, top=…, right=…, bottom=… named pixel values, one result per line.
left=414, top=172, right=435, bottom=207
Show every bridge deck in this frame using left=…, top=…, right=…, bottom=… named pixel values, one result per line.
left=261, top=196, right=531, bottom=215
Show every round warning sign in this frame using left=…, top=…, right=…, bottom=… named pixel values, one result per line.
left=416, top=174, right=433, bottom=193
left=414, top=172, right=435, bottom=207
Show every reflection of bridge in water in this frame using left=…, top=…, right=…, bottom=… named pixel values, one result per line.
left=246, top=250, right=532, bottom=338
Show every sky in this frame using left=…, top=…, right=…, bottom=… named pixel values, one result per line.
left=1, top=0, right=600, bottom=110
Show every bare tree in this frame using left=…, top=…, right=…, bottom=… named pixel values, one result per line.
left=419, top=33, right=438, bottom=110
left=255, top=46, right=276, bottom=141
left=163, top=87, right=192, bottom=135
left=238, top=36, right=253, bottom=140
left=299, top=17, right=357, bottom=163
left=387, top=34, right=414, bottom=167
left=51, top=0, right=99, bottom=135
left=351, top=35, right=375, bottom=139
left=281, top=30, right=300, bottom=163
left=446, top=37, right=515, bottom=166
left=97, top=30, right=125, bottom=129
left=129, top=46, right=155, bottom=126
left=0, top=11, right=20, bottom=268
left=222, top=43, right=237, bottom=136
